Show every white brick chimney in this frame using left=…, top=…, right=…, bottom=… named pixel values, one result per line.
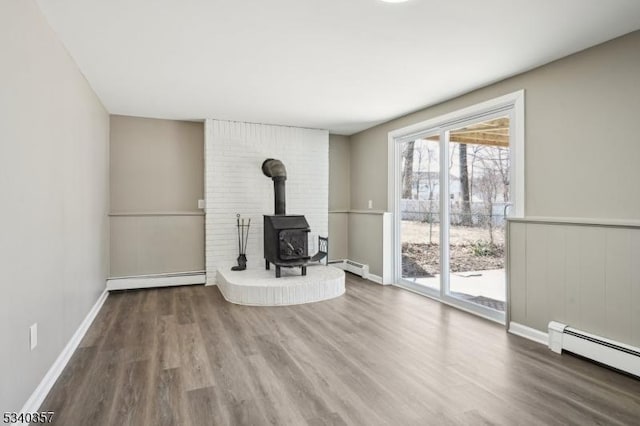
left=204, top=119, right=328, bottom=285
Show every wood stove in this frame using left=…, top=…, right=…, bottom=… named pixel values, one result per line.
left=263, top=215, right=310, bottom=277
left=262, top=159, right=310, bottom=277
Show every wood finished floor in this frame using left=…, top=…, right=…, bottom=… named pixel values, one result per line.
left=41, top=274, right=640, bottom=425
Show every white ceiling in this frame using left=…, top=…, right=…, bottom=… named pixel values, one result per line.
left=37, top=0, right=640, bottom=135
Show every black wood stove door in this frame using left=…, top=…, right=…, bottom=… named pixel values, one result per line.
left=278, top=229, right=309, bottom=260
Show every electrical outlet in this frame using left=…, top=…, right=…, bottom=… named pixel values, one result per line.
left=30, top=323, right=38, bottom=351
left=197, top=199, right=205, bottom=209
left=368, top=200, right=373, bottom=209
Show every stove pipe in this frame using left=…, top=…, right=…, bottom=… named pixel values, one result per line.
left=262, top=158, right=287, bottom=215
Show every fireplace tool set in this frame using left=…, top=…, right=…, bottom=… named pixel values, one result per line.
left=231, top=214, right=251, bottom=271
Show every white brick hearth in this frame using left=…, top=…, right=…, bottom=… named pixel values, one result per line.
left=204, top=119, right=329, bottom=285
left=217, top=265, right=345, bottom=306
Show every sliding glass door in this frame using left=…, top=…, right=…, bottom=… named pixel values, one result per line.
left=445, top=117, right=509, bottom=316
left=399, top=134, right=441, bottom=295
left=393, top=92, right=523, bottom=323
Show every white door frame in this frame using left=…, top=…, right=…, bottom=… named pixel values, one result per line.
left=387, top=90, right=525, bottom=323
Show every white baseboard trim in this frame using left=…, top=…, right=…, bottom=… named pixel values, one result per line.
left=508, top=321, right=548, bottom=346
left=367, top=273, right=383, bottom=285
left=204, top=276, right=217, bottom=286
left=19, top=289, right=109, bottom=420
left=107, top=272, right=205, bottom=291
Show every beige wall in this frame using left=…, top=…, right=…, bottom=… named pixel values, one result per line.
left=348, top=30, right=640, bottom=334
left=348, top=213, right=385, bottom=276
left=110, top=116, right=204, bottom=212
left=350, top=30, right=640, bottom=219
left=110, top=116, right=204, bottom=277
left=329, top=134, right=350, bottom=260
left=329, top=135, right=351, bottom=211
left=0, top=0, right=109, bottom=412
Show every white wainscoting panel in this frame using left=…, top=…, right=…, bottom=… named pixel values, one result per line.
left=508, top=219, right=640, bottom=348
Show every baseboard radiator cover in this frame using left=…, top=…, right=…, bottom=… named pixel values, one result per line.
left=548, top=321, right=640, bottom=378
left=106, top=271, right=206, bottom=291
left=328, top=259, right=369, bottom=279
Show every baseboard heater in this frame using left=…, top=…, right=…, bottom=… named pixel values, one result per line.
left=328, top=259, right=369, bottom=279
left=548, top=321, right=640, bottom=378
left=106, top=271, right=206, bottom=291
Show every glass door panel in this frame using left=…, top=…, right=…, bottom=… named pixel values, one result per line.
left=399, top=136, right=441, bottom=292
left=446, top=117, right=509, bottom=313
